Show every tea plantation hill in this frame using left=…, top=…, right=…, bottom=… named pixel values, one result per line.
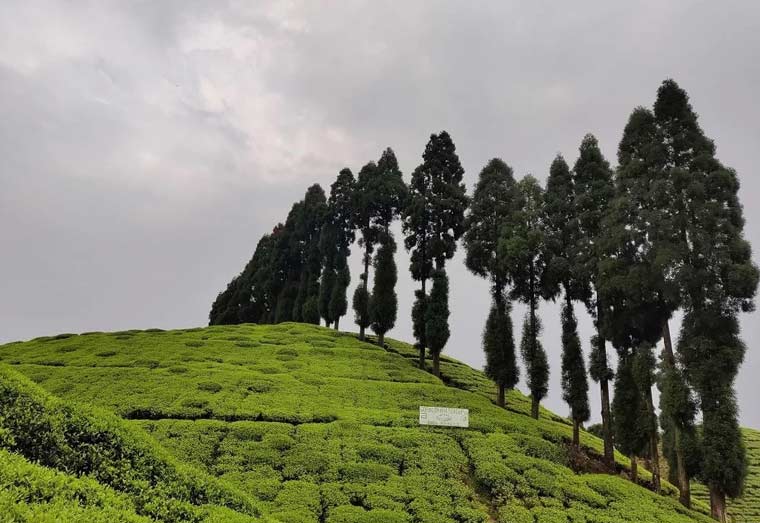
left=0, top=322, right=729, bottom=523
left=691, top=428, right=759, bottom=522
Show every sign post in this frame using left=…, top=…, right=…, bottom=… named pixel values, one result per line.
left=418, top=406, right=469, bottom=428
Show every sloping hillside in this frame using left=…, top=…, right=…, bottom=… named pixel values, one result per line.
left=0, top=323, right=714, bottom=522
left=691, top=428, right=760, bottom=523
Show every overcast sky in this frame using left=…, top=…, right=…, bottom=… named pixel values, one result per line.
left=1, top=1, right=759, bottom=428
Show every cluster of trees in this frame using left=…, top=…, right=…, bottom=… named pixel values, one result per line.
left=210, top=79, right=755, bottom=521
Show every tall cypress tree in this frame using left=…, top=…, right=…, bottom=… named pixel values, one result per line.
left=320, top=168, right=356, bottom=330
left=464, top=158, right=520, bottom=407
left=353, top=150, right=406, bottom=340
left=403, top=131, right=468, bottom=373
left=544, top=154, right=590, bottom=444
left=297, top=184, right=327, bottom=325
left=599, top=106, right=681, bottom=491
left=318, top=223, right=337, bottom=327
left=501, top=175, right=549, bottom=419
left=352, top=162, right=379, bottom=339
left=403, top=163, right=434, bottom=368
left=656, top=79, right=758, bottom=520
left=370, top=233, right=398, bottom=347
left=572, top=134, right=616, bottom=467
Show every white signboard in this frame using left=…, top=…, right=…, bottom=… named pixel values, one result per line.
left=419, top=406, right=469, bottom=428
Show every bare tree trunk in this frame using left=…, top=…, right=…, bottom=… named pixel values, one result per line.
left=497, top=384, right=505, bottom=408
left=631, top=455, right=638, bottom=483
left=377, top=332, right=384, bottom=348
left=573, top=419, right=580, bottom=448
left=432, top=352, right=440, bottom=377
left=709, top=486, right=727, bottom=523
left=334, top=317, right=339, bottom=330
left=418, top=279, right=427, bottom=369
left=531, top=396, right=539, bottom=419
left=596, top=298, right=615, bottom=468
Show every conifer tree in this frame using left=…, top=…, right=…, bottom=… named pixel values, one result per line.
left=352, top=281, right=370, bottom=334
left=403, top=131, right=467, bottom=370
left=482, top=296, right=517, bottom=407
left=320, top=168, right=356, bottom=329
left=571, top=134, right=616, bottom=466
left=370, top=233, right=398, bottom=347
left=352, top=162, right=379, bottom=339
left=544, top=154, right=590, bottom=443
left=654, top=79, right=758, bottom=520
left=464, top=158, right=520, bottom=406
left=612, top=349, right=650, bottom=484
left=632, top=343, right=662, bottom=492
left=329, top=255, right=350, bottom=330
left=599, top=106, right=680, bottom=491
left=425, top=269, right=450, bottom=376
left=296, top=184, right=327, bottom=325
left=560, top=301, right=590, bottom=448
left=519, top=313, right=548, bottom=419
left=318, top=223, right=337, bottom=327
left=353, top=151, right=406, bottom=340
left=500, top=175, right=549, bottom=419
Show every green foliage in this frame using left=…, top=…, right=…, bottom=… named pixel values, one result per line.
left=464, top=157, right=517, bottom=286
left=0, top=365, right=261, bottom=522
left=482, top=297, right=519, bottom=395
left=425, top=269, right=450, bottom=370
left=560, top=301, right=590, bottom=425
left=692, top=428, right=760, bottom=522
left=370, top=234, right=398, bottom=343
left=0, top=323, right=713, bottom=522
left=352, top=281, right=371, bottom=331
left=520, top=313, right=549, bottom=415
left=612, top=351, right=648, bottom=458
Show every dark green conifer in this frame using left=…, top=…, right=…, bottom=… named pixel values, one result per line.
left=425, top=269, right=450, bottom=376
left=500, top=175, right=549, bottom=419
left=612, top=349, right=649, bottom=484
left=403, top=132, right=467, bottom=370
left=482, top=295, right=517, bottom=408
left=370, top=234, right=398, bottom=347
left=560, top=301, right=590, bottom=448
left=572, top=134, right=616, bottom=466
left=464, top=158, right=520, bottom=406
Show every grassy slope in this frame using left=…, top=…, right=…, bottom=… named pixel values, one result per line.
left=0, top=323, right=714, bottom=523
left=690, top=428, right=760, bottom=523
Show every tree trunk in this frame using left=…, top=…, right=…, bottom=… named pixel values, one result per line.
left=709, top=486, right=727, bottom=523
left=432, top=352, right=440, bottom=377
left=631, top=455, right=638, bottom=483
left=377, top=332, right=384, bottom=348
left=661, top=319, right=691, bottom=507
left=418, top=279, right=427, bottom=370
left=572, top=419, right=580, bottom=448
left=359, top=243, right=371, bottom=341
left=531, top=396, right=539, bottom=419
left=325, top=320, right=331, bottom=329
left=596, top=298, right=615, bottom=468
left=529, top=262, right=539, bottom=420
left=334, top=317, right=339, bottom=330
left=644, top=386, right=662, bottom=493
left=497, top=384, right=505, bottom=408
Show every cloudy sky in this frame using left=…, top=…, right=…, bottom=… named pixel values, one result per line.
left=2, top=1, right=759, bottom=427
